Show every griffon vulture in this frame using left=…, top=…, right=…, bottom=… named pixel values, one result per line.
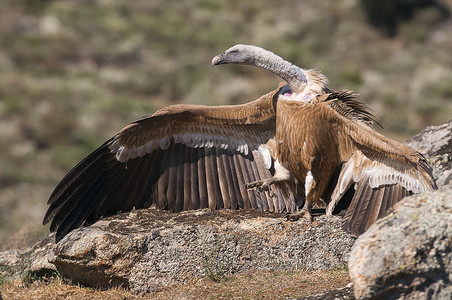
left=44, top=44, right=436, bottom=242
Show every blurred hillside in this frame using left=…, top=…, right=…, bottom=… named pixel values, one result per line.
left=1, top=0, right=451, bottom=249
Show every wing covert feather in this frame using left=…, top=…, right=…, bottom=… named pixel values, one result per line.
left=336, top=114, right=436, bottom=191
left=330, top=105, right=436, bottom=236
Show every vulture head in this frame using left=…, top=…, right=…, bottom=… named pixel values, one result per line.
left=212, top=44, right=319, bottom=97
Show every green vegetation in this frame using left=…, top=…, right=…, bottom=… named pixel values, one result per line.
left=203, top=242, right=225, bottom=282
left=0, top=0, right=451, bottom=247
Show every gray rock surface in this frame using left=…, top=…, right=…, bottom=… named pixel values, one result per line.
left=49, top=209, right=353, bottom=293
left=0, top=209, right=354, bottom=293
left=0, top=235, right=56, bottom=280
left=349, top=184, right=452, bottom=300
left=405, top=120, right=452, bottom=187
left=303, top=286, right=354, bottom=300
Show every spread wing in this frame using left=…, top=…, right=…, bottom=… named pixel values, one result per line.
left=44, top=86, right=298, bottom=242
left=327, top=101, right=436, bottom=236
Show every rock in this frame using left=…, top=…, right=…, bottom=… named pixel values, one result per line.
left=48, top=209, right=353, bottom=293
left=303, top=285, right=354, bottom=300
left=405, top=120, right=452, bottom=187
left=0, top=235, right=56, bottom=280
left=348, top=184, right=452, bottom=300
left=0, top=209, right=354, bottom=293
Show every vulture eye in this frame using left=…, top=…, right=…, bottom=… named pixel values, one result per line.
left=230, top=50, right=239, bottom=55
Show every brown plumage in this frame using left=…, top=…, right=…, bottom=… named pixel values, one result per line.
left=44, top=44, right=436, bottom=242
left=44, top=88, right=287, bottom=241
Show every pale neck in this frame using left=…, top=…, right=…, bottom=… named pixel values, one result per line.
left=247, top=47, right=307, bottom=92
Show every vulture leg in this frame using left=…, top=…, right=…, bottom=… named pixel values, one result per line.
left=243, top=160, right=292, bottom=197
left=284, top=169, right=328, bottom=222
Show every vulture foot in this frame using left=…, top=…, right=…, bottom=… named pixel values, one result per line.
left=244, top=179, right=274, bottom=192
left=243, top=180, right=277, bottom=197
left=284, top=209, right=312, bottom=222
left=243, top=172, right=291, bottom=193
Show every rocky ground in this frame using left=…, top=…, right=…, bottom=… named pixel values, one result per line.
left=0, top=209, right=354, bottom=294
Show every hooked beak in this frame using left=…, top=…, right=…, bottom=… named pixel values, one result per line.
left=211, top=53, right=226, bottom=67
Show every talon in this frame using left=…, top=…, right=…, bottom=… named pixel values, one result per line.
left=244, top=184, right=254, bottom=190
left=244, top=180, right=265, bottom=190
left=244, top=182, right=257, bottom=190
left=284, top=209, right=312, bottom=222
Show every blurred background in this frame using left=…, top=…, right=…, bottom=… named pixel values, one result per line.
left=1, top=0, right=451, bottom=250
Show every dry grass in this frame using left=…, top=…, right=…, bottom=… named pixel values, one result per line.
left=1, top=279, right=139, bottom=300
left=0, top=267, right=350, bottom=300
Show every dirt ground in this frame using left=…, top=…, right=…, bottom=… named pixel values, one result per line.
left=0, top=267, right=350, bottom=300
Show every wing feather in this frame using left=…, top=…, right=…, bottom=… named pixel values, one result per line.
left=377, top=184, right=392, bottom=219
left=174, top=143, right=186, bottom=212
left=217, top=150, right=231, bottom=209
left=225, top=152, right=240, bottom=209
left=343, top=177, right=371, bottom=235
left=88, top=155, right=138, bottom=220
left=166, top=143, right=178, bottom=211
left=196, top=148, right=209, bottom=209
left=47, top=157, right=115, bottom=232
left=56, top=179, right=107, bottom=240
left=121, top=152, right=154, bottom=211
left=329, top=99, right=436, bottom=236
left=245, top=156, right=260, bottom=210
left=204, top=147, right=218, bottom=210
left=183, top=147, right=193, bottom=211
left=221, top=149, right=240, bottom=209
left=188, top=148, right=199, bottom=210
left=156, top=146, right=171, bottom=210
left=234, top=154, right=251, bottom=209
left=338, top=116, right=436, bottom=191
left=135, top=149, right=159, bottom=210
left=254, top=149, right=274, bottom=211
left=46, top=141, right=113, bottom=206
left=210, top=147, right=224, bottom=210
left=357, top=186, right=384, bottom=234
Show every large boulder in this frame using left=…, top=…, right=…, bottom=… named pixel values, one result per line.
left=0, top=209, right=354, bottom=293
left=0, top=235, right=55, bottom=280
left=349, top=184, right=452, bottom=299
left=405, top=120, right=452, bottom=187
